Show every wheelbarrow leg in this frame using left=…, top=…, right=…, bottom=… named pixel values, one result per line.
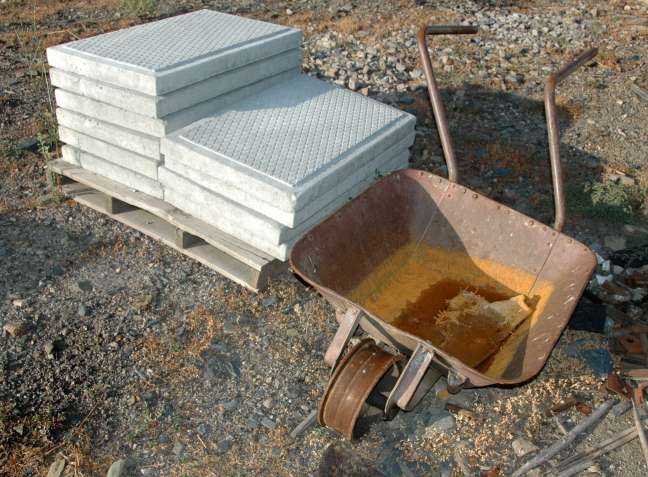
left=385, top=344, right=440, bottom=413
left=324, top=308, right=362, bottom=370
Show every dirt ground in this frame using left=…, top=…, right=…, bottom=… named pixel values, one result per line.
left=1, top=0, right=648, bottom=476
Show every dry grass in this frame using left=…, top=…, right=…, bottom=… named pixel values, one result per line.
left=135, top=306, right=221, bottom=384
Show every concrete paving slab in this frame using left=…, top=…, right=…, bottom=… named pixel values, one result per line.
left=49, top=49, right=302, bottom=118
left=54, top=69, right=298, bottom=137
left=161, top=75, right=415, bottom=212
left=58, top=126, right=159, bottom=179
left=164, top=135, right=412, bottom=226
left=47, top=10, right=302, bottom=95
left=56, top=108, right=160, bottom=159
left=61, top=146, right=163, bottom=199
left=159, top=152, right=408, bottom=259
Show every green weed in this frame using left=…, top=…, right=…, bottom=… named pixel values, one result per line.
left=567, top=178, right=647, bottom=222
left=118, top=0, right=158, bottom=18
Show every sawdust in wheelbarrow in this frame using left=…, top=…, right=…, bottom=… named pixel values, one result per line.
left=349, top=243, right=541, bottom=369
left=393, top=288, right=534, bottom=368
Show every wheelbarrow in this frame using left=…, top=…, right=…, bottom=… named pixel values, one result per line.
left=289, top=25, right=598, bottom=440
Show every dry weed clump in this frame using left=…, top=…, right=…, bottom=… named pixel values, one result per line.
left=135, top=306, right=221, bottom=383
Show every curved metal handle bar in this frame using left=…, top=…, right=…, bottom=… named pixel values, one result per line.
left=544, top=47, right=597, bottom=231
left=417, top=25, right=478, bottom=183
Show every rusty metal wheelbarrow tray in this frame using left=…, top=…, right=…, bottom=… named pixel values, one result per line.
left=290, top=25, right=598, bottom=438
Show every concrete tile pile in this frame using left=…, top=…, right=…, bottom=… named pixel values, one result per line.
left=49, top=9, right=416, bottom=262
left=160, top=75, right=415, bottom=260
left=48, top=10, right=303, bottom=199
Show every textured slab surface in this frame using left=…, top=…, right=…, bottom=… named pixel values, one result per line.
left=49, top=50, right=302, bottom=118
left=47, top=10, right=302, bottom=95
left=54, top=69, right=298, bottom=137
left=160, top=152, right=408, bottom=260
left=165, top=135, right=412, bottom=226
left=59, top=126, right=159, bottom=179
left=162, top=75, right=415, bottom=211
left=61, top=146, right=163, bottom=199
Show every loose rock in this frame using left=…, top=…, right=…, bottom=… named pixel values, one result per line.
left=512, top=437, right=539, bottom=457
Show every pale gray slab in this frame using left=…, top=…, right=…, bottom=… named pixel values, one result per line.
left=57, top=108, right=160, bottom=159
left=164, top=135, right=411, bottom=227
left=61, top=145, right=163, bottom=199
left=49, top=49, right=302, bottom=118
left=46, top=10, right=302, bottom=95
left=54, top=69, right=298, bottom=137
left=159, top=152, right=408, bottom=259
left=59, top=126, right=159, bottom=179
left=162, top=75, right=415, bottom=211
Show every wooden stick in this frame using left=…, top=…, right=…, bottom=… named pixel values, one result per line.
left=512, top=399, right=614, bottom=477
left=290, top=409, right=317, bottom=439
left=631, top=83, right=648, bottom=103
left=557, top=459, right=595, bottom=477
left=632, top=398, right=648, bottom=466
left=558, top=425, right=638, bottom=470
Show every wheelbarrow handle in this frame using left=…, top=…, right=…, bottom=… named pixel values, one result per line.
left=417, top=25, right=478, bottom=183
left=544, top=47, right=598, bottom=232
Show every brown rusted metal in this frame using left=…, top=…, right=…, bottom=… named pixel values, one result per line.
left=319, top=339, right=401, bottom=440
left=290, top=169, right=596, bottom=390
left=324, top=308, right=362, bottom=369
left=385, top=344, right=437, bottom=413
left=418, top=24, right=596, bottom=231
left=544, top=47, right=598, bottom=231
left=417, top=25, right=477, bottom=183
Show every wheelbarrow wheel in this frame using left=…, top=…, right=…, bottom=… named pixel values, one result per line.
left=319, top=338, right=401, bottom=440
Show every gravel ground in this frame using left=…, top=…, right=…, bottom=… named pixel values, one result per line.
left=1, top=1, right=648, bottom=476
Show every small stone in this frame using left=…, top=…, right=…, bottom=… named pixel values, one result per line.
left=604, top=235, right=627, bottom=252
left=17, top=137, right=38, bottom=150
left=78, top=303, right=88, bottom=317
left=410, top=68, right=423, bottom=79
left=512, top=437, right=539, bottom=457
left=595, top=274, right=613, bottom=286
left=285, top=8, right=293, bottom=15
left=427, top=414, right=456, bottom=434
left=107, top=459, right=126, bottom=477
left=12, top=298, right=24, bottom=308
left=612, top=265, right=624, bottom=275
left=286, top=328, right=299, bottom=337
left=76, top=280, right=93, bottom=292
left=395, top=63, right=407, bottom=73
left=608, top=173, right=635, bottom=187
left=263, top=398, right=273, bottom=409
left=261, top=296, right=277, bottom=307
left=261, top=417, right=276, bottom=429
left=50, top=265, right=64, bottom=276
left=3, top=321, right=28, bottom=337
left=348, top=77, right=359, bottom=91
left=197, top=422, right=211, bottom=437
left=47, top=458, right=66, bottom=477
left=44, top=341, right=55, bottom=358
left=172, top=441, right=185, bottom=457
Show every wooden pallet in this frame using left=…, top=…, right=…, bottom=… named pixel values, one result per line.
left=47, top=160, right=286, bottom=292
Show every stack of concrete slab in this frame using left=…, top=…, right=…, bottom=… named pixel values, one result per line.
left=160, top=75, right=416, bottom=260
left=48, top=10, right=303, bottom=199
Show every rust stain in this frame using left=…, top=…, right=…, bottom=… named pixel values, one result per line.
left=349, top=242, right=554, bottom=372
